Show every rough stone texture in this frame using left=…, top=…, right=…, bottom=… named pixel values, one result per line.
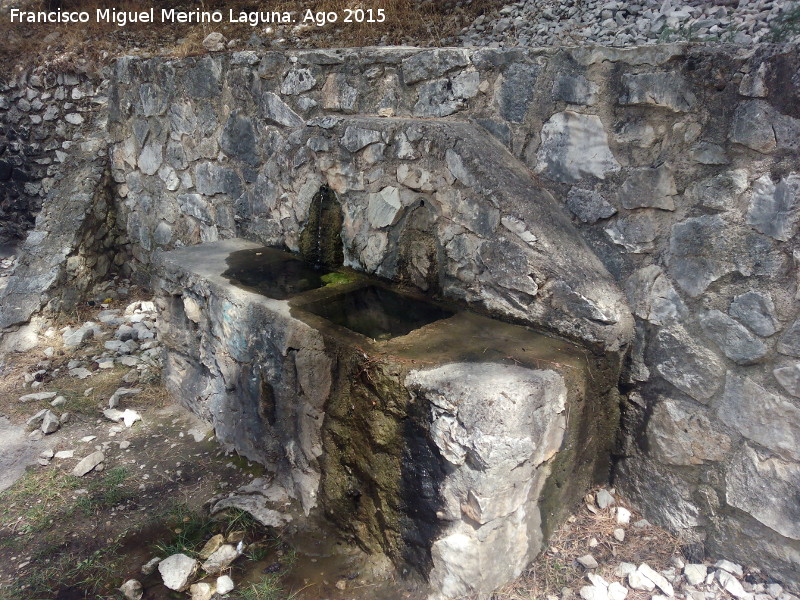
left=652, top=324, right=725, bottom=403
left=729, top=291, right=778, bottom=337
left=727, top=444, right=800, bottom=541
left=407, top=363, right=566, bottom=598
left=718, top=372, right=800, bottom=462
left=747, top=174, right=800, bottom=241
left=647, top=398, right=731, bottom=465
left=535, top=111, right=619, bottom=183
left=699, top=309, right=768, bottom=365
left=0, top=44, right=796, bottom=593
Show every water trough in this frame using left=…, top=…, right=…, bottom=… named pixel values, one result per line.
left=154, top=238, right=621, bottom=598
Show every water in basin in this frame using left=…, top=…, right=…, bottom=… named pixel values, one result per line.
left=303, top=285, right=455, bottom=340
left=223, top=247, right=331, bottom=300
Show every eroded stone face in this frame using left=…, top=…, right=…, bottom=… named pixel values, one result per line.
left=535, top=111, right=620, bottom=184
left=406, top=363, right=566, bottom=599
left=726, top=444, right=800, bottom=540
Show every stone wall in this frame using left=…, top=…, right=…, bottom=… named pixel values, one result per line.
left=104, top=44, right=800, bottom=588
left=1, top=42, right=797, bottom=589
left=0, top=67, right=106, bottom=245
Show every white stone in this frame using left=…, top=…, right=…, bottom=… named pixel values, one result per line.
left=616, top=506, right=631, bottom=524
left=628, top=570, right=655, bottom=592
left=637, top=563, right=674, bottom=596
left=684, top=564, right=707, bottom=586
left=189, top=582, right=215, bottom=600
left=216, top=575, right=235, bottom=595
left=578, top=555, right=599, bottom=569
left=366, top=186, right=402, bottom=229
left=596, top=488, right=615, bottom=508
left=535, top=111, right=620, bottom=183
left=158, top=554, right=198, bottom=591
left=72, top=451, right=104, bottom=476
left=717, top=569, right=748, bottom=598
left=608, top=582, right=628, bottom=600
left=201, top=544, right=240, bottom=575
left=119, top=579, right=143, bottom=600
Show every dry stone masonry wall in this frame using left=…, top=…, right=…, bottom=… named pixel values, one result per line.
left=105, top=43, right=800, bottom=589
left=0, top=67, right=108, bottom=245
left=0, top=41, right=798, bottom=593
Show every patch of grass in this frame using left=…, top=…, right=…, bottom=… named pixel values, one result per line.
left=9, top=538, right=125, bottom=599
left=152, top=503, right=217, bottom=558
left=237, top=574, right=287, bottom=600
left=0, top=469, right=82, bottom=535
left=321, top=271, right=356, bottom=286
left=74, top=466, right=132, bottom=515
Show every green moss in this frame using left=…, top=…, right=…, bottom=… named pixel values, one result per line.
left=320, top=271, right=356, bottom=286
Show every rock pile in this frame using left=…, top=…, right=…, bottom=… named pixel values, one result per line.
left=455, top=0, right=800, bottom=47
left=555, top=489, right=799, bottom=600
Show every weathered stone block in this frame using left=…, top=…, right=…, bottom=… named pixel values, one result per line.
left=653, top=324, right=724, bottom=402
left=727, top=444, right=800, bottom=540
left=535, top=112, right=619, bottom=184
left=619, top=72, right=696, bottom=112
left=718, top=372, right=800, bottom=462
left=747, top=174, right=800, bottom=242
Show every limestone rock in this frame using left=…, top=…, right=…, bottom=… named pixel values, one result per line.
left=366, top=186, right=402, bottom=229
left=498, top=63, right=540, bottom=122
left=717, top=568, right=749, bottom=598
left=553, top=73, right=597, bottom=105
left=625, top=266, right=685, bottom=326
left=700, top=309, right=768, bottom=365
left=198, top=534, right=225, bottom=560
left=719, top=372, right=800, bottom=462
left=190, top=582, right=215, bottom=600
left=747, top=174, right=800, bottom=241
left=727, top=444, right=800, bottom=541
left=729, top=291, right=778, bottom=337
left=648, top=398, right=730, bottom=465
left=773, top=364, right=800, bottom=398
left=578, top=554, right=599, bottom=569
left=401, top=49, right=469, bottom=85
left=778, top=320, right=800, bottom=357
left=729, top=100, right=777, bottom=153
left=715, top=559, right=743, bottom=577
left=201, top=544, right=240, bottom=575
left=19, top=391, right=57, bottom=402
left=40, top=410, right=60, bottom=435
left=262, top=92, right=304, bottom=128
left=321, top=73, right=357, bottom=113
left=119, top=579, right=143, bottom=600
left=653, top=324, right=724, bottom=402
left=281, top=69, right=316, bottom=95
left=72, top=451, right=104, bottom=476
left=158, top=553, right=198, bottom=591
left=340, top=126, right=382, bottom=152
left=535, top=111, right=619, bottom=183
left=683, top=170, right=748, bottom=211
left=617, top=166, right=677, bottom=211
left=620, top=72, right=696, bottom=112
left=684, top=564, right=707, bottom=586
left=566, top=188, right=616, bottom=224
left=216, top=575, right=235, bottom=595
left=628, top=570, right=655, bottom=592
left=595, top=489, right=615, bottom=509
left=202, top=32, right=226, bottom=52
left=637, top=563, right=673, bottom=596
left=220, top=111, right=258, bottom=166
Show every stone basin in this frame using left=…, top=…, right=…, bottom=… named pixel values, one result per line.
left=154, top=238, right=621, bottom=599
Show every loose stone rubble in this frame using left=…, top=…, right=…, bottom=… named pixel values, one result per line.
left=455, top=0, right=800, bottom=48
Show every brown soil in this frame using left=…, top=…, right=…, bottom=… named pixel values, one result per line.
left=0, top=0, right=507, bottom=77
